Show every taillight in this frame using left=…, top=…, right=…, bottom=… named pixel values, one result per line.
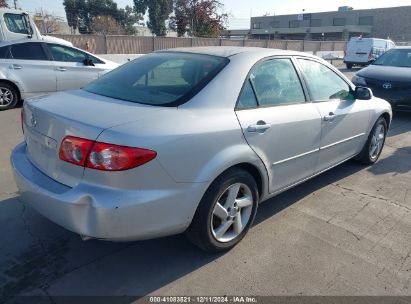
left=58, top=136, right=157, bottom=171
left=20, top=109, right=24, bottom=134
left=59, top=136, right=94, bottom=166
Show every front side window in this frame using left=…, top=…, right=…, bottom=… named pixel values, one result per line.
left=4, top=13, right=29, bottom=34
left=298, top=59, right=351, bottom=101
left=47, top=44, right=103, bottom=64
left=84, top=52, right=229, bottom=106
left=249, top=58, right=306, bottom=107
left=10, top=43, right=47, bottom=60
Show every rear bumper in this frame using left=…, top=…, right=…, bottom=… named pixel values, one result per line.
left=343, top=60, right=371, bottom=65
left=11, top=143, right=206, bottom=241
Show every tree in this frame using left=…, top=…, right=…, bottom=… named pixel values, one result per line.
left=34, top=10, right=65, bottom=34
left=0, top=0, right=8, bottom=8
left=170, top=0, right=227, bottom=38
left=134, top=0, right=173, bottom=36
left=63, top=0, right=86, bottom=32
left=63, top=0, right=140, bottom=35
left=91, top=15, right=122, bottom=35
left=118, top=5, right=141, bottom=35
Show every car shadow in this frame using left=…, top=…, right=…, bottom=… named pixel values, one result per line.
left=0, top=160, right=366, bottom=303
left=367, top=146, right=411, bottom=176
left=388, top=112, right=411, bottom=137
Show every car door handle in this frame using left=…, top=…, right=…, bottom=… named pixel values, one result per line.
left=247, top=122, right=271, bottom=133
left=324, top=112, right=335, bottom=122
left=57, top=67, right=67, bottom=72
left=11, top=64, right=22, bottom=70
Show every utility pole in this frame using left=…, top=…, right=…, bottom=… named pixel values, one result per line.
left=13, top=0, right=17, bottom=9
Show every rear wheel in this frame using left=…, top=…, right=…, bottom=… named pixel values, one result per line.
left=186, top=168, right=258, bottom=252
left=356, top=117, right=387, bottom=165
left=0, top=82, right=19, bottom=110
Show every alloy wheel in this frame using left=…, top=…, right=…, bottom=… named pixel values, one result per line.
left=0, top=87, right=14, bottom=108
left=369, top=123, right=386, bottom=161
left=211, top=183, right=253, bottom=243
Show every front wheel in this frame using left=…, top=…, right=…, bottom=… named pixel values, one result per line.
left=356, top=117, right=387, bottom=165
left=186, top=168, right=258, bottom=252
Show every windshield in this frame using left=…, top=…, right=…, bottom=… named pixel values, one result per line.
left=372, top=49, right=411, bottom=67
left=84, top=52, right=229, bottom=107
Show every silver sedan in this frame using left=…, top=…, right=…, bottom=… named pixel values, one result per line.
left=11, top=47, right=392, bottom=252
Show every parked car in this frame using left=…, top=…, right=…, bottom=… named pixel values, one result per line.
left=0, top=39, right=118, bottom=110
left=344, top=37, right=395, bottom=69
left=352, top=47, right=411, bottom=112
left=11, top=47, right=392, bottom=252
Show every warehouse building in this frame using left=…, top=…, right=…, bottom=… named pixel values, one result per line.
left=225, top=6, right=411, bottom=41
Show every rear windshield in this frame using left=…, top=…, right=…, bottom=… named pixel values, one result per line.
left=372, top=49, right=411, bottom=67
left=84, top=52, right=229, bottom=107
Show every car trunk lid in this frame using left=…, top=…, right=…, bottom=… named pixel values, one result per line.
left=23, top=90, right=164, bottom=187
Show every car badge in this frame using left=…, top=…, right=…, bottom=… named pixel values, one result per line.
left=382, top=83, right=392, bottom=90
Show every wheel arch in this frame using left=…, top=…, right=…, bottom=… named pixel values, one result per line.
left=380, top=112, right=391, bottom=129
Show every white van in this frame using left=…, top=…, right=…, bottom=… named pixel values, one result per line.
left=344, top=37, right=395, bottom=69
left=0, top=8, right=72, bottom=46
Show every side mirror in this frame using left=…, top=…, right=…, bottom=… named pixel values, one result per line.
left=355, top=86, right=372, bottom=100
left=83, top=58, right=95, bottom=66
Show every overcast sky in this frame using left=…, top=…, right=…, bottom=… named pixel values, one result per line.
left=17, top=0, right=411, bottom=29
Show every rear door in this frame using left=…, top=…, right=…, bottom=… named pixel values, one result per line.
left=296, top=58, right=371, bottom=173
left=235, top=57, right=322, bottom=193
left=46, top=43, right=106, bottom=91
left=346, top=39, right=372, bottom=64
left=6, top=42, right=56, bottom=94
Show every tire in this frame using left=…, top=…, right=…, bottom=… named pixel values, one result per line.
left=346, top=63, right=353, bottom=70
left=0, top=82, right=19, bottom=110
left=186, top=168, right=259, bottom=252
left=356, top=117, right=388, bottom=165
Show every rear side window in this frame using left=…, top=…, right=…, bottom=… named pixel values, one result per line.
left=237, top=80, right=258, bottom=109
left=249, top=58, right=306, bottom=106
left=10, top=43, right=47, bottom=60
left=84, top=52, right=229, bottom=107
left=4, top=13, right=29, bottom=34
left=0, top=46, right=9, bottom=59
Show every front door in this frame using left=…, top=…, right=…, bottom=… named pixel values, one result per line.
left=296, top=58, right=371, bottom=172
left=235, top=57, right=322, bottom=193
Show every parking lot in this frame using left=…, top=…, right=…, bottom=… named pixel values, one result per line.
left=0, top=67, right=410, bottom=302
